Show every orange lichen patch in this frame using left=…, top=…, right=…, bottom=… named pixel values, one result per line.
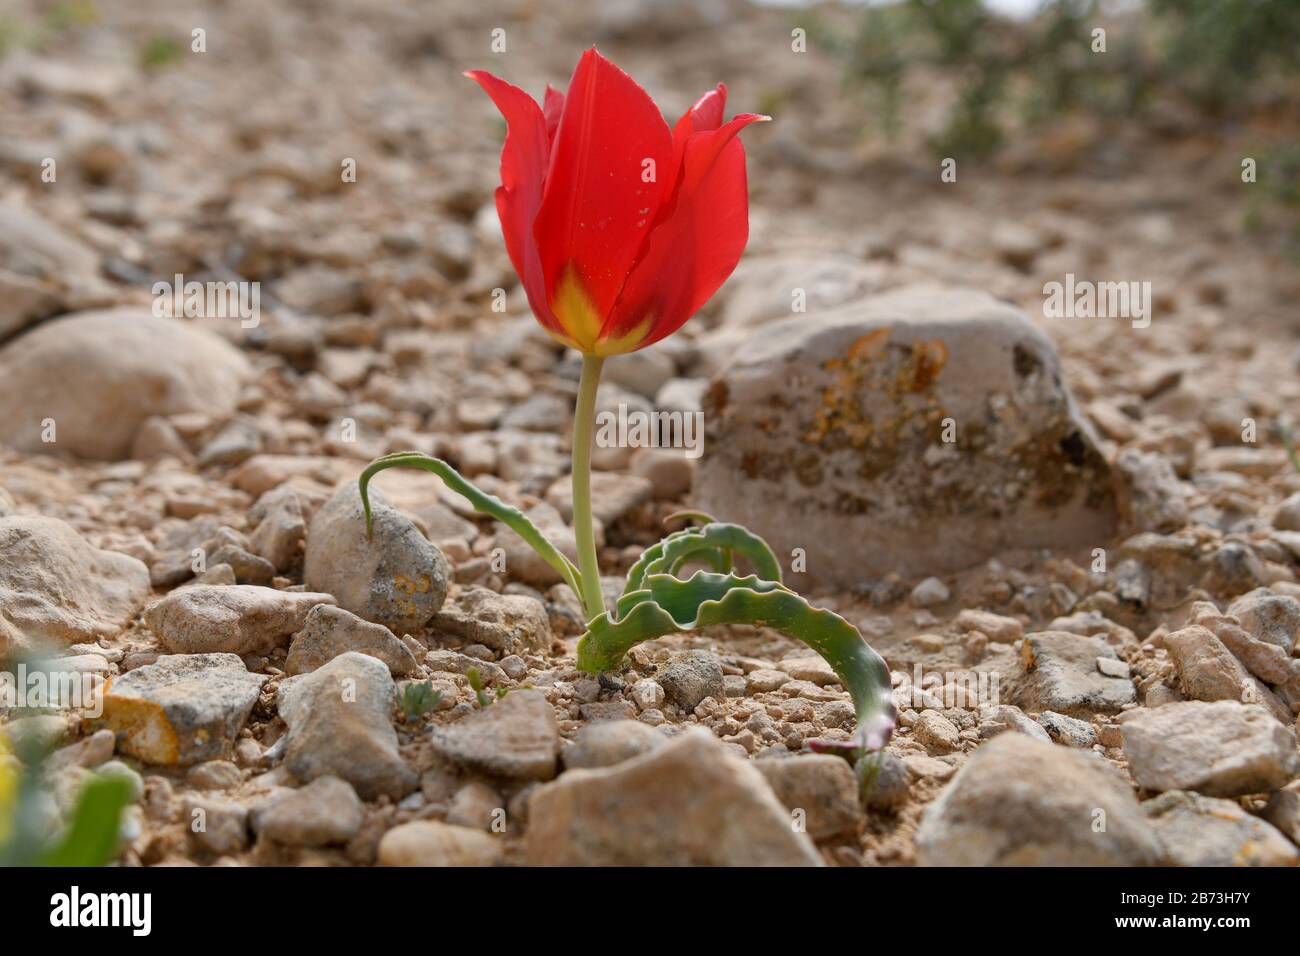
left=395, top=574, right=432, bottom=595
left=393, top=574, right=432, bottom=618
left=904, top=339, right=949, bottom=392
left=803, top=330, right=949, bottom=479
left=99, top=685, right=181, bottom=765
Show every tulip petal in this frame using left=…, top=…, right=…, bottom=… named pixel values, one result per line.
left=542, top=84, right=564, bottom=144
left=466, top=69, right=568, bottom=341
left=533, top=48, right=673, bottom=350
left=598, top=112, right=767, bottom=353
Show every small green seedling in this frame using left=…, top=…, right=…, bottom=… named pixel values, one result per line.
left=465, top=667, right=507, bottom=709
left=398, top=680, right=441, bottom=722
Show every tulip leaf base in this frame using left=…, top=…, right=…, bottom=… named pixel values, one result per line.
left=358, top=455, right=896, bottom=776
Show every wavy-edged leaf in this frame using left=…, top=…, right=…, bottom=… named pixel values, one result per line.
left=623, top=523, right=782, bottom=595
left=359, top=452, right=584, bottom=602
left=579, top=571, right=895, bottom=754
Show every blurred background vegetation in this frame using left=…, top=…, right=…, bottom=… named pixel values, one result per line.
left=807, top=0, right=1300, bottom=153
left=799, top=0, right=1300, bottom=246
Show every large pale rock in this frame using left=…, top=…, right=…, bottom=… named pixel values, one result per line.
left=0, top=515, right=150, bottom=656
left=0, top=203, right=101, bottom=339
left=526, top=727, right=822, bottom=866
left=144, top=586, right=335, bottom=656
left=304, top=484, right=450, bottom=632
left=430, top=689, right=559, bottom=781
left=99, top=653, right=266, bottom=766
left=0, top=309, right=250, bottom=460
left=1120, top=700, right=1299, bottom=797
left=915, top=733, right=1164, bottom=866
left=695, top=286, right=1116, bottom=584
left=277, top=651, right=416, bottom=800
left=1142, top=790, right=1299, bottom=866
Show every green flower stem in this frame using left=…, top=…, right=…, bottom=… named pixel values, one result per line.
left=572, top=353, right=606, bottom=621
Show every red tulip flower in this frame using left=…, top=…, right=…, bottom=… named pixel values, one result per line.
left=363, top=58, right=893, bottom=767
left=467, top=48, right=767, bottom=356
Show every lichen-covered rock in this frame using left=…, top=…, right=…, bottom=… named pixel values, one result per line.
left=99, top=654, right=266, bottom=766
left=144, top=586, right=336, bottom=656
left=0, top=515, right=151, bottom=656
left=304, top=484, right=450, bottom=632
left=695, top=286, right=1116, bottom=585
left=915, top=733, right=1164, bottom=865
left=0, top=309, right=250, bottom=460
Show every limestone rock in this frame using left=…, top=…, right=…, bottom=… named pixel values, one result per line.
left=1015, top=631, right=1137, bottom=716
left=915, top=733, right=1164, bottom=865
left=100, top=653, right=266, bottom=766
left=277, top=652, right=416, bottom=800
left=695, top=286, right=1116, bottom=585
left=0, top=203, right=101, bottom=339
left=304, top=484, right=450, bottom=632
left=563, top=720, right=665, bottom=770
left=285, top=604, right=417, bottom=676
left=251, top=776, right=364, bottom=847
left=1120, top=700, right=1299, bottom=797
left=0, top=515, right=150, bottom=656
left=526, top=727, right=822, bottom=865
left=430, top=689, right=559, bottom=781
left=428, top=586, right=551, bottom=655
left=378, top=820, right=502, bottom=866
left=755, top=754, right=864, bottom=839
left=144, top=586, right=335, bottom=656
left=0, top=309, right=250, bottom=460
left=1142, top=790, right=1299, bottom=866
left=655, top=651, right=725, bottom=711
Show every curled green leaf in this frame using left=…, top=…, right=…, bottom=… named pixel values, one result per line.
left=579, top=571, right=895, bottom=754
left=623, top=522, right=783, bottom=596
left=359, top=452, right=584, bottom=603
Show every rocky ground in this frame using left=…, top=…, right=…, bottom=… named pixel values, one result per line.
left=2, top=0, right=1300, bottom=866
